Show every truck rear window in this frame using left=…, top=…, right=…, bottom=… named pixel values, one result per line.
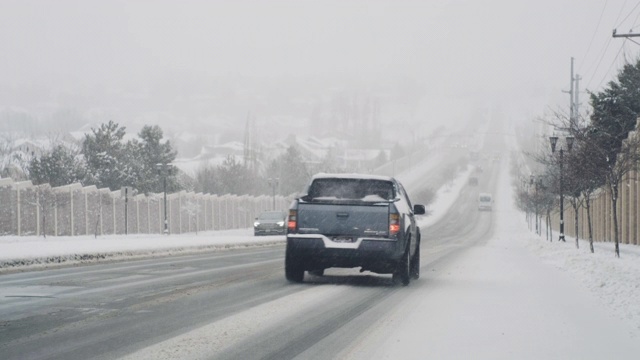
left=306, top=178, right=395, bottom=201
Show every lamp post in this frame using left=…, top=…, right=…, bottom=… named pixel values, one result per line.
left=268, top=178, right=279, bottom=210
left=156, top=163, right=171, bottom=235
left=549, top=135, right=574, bottom=242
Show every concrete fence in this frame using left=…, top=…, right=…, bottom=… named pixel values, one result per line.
left=0, top=178, right=292, bottom=236
left=550, top=172, right=640, bottom=245
left=547, top=119, right=640, bottom=245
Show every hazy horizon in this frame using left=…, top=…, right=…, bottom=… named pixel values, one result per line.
left=1, top=0, right=638, bottom=144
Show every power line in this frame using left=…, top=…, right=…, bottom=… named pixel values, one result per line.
left=627, top=36, right=640, bottom=45
left=586, top=1, right=640, bottom=92
left=615, top=0, right=640, bottom=28
left=585, top=37, right=613, bottom=90
left=631, top=6, right=640, bottom=29
left=583, top=1, right=635, bottom=89
left=615, top=0, right=630, bottom=26
left=596, top=40, right=627, bottom=90
left=581, top=0, right=610, bottom=74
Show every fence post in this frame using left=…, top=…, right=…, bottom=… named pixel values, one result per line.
left=637, top=174, right=640, bottom=245
left=16, top=185, right=21, bottom=236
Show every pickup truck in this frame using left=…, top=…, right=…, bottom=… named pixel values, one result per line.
left=285, top=173, right=425, bottom=285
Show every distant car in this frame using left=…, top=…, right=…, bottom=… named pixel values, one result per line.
left=254, top=211, right=287, bottom=236
left=478, top=193, right=493, bottom=211
left=469, top=176, right=479, bottom=186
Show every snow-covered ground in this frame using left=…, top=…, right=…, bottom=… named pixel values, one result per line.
left=1, top=159, right=640, bottom=354
left=0, top=229, right=281, bottom=271
left=525, top=232, right=640, bottom=336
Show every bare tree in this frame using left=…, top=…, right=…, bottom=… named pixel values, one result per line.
left=530, top=110, right=601, bottom=248
left=572, top=117, right=640, bottom=257
left=603, top=132, right=640, bottom=257
left=566, top=121, right=608, bottom=253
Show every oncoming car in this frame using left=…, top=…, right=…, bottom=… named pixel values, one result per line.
left=478, top=193, right=493, bottom=211
left=254, top=211, right=287, bottom=236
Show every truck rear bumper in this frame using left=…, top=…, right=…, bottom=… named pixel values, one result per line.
left=286, top=234, right=403, bottom=273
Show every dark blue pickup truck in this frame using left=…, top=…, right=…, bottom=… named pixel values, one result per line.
left=285, top=173, right=425, bottom=285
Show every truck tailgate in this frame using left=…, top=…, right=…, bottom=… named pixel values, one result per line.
left=297, top=202, right=389, bottom=237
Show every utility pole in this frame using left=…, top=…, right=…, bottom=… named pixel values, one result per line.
left=570, top=57, right=575, bottom=121
left=243, top=112, right=257, bottom=173
left=563, top=57, right=575, bottom=122
left=574, top=74, right=581, bottom=119
left=562, top=57, right=581, bottom=123
left=613, top=29, right=640, bottom=38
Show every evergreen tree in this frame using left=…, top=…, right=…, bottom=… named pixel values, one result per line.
left=129, top=125, right=179, bottom=194
left=28, top=145, right=85, bottom=187
left=82, top=121, right=133, bottom=190
left=193, top=164, right=221, bottom=194
left=278, top=146, right=310, bottom=195
left=217, top=155, right=256, bottom=195
left=589, top=58, right=640, bottom=162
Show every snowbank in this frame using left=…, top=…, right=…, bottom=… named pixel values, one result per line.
left=0, top=229, right=284, bottom=272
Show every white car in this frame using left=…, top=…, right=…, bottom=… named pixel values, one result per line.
left=478, top=193, right=493, bottom=211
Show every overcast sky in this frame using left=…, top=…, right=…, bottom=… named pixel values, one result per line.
left=1, top=0, right=639, bottom=134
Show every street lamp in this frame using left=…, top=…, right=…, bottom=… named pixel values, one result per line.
left=156, top=163, right=171, bottom=234
left=268, top=178, right=279, bottom=210
left=549, top=135, right=574, bottom=242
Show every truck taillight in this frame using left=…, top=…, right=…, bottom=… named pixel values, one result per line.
left=288, top=209, right=297, bottom=233
left=389, top=212, right=400, bottom=236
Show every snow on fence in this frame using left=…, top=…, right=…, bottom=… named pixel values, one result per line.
left=0, top=178, right=292, bottom=236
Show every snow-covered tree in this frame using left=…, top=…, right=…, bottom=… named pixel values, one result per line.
left=28, top=145, right=85, bottom=187
left=128, top=125, right=179, bottom=194
left=82, top=121, right=133, bottom=190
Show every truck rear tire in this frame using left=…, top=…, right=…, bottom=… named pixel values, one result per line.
left=393, top=245, right=411, bottom=286
left=410, top=240, right=420, bottom=280
left=285, top=252, right=304, bottom=283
